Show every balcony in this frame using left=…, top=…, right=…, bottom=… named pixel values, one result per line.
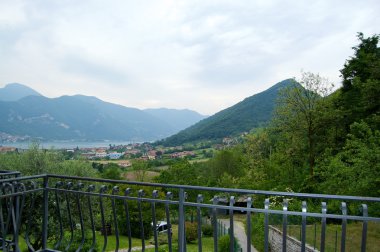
left=0, top=172, right=379, bottom=252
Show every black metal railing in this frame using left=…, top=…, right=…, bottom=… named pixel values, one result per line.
left=0, top=173, right=379, bottom=252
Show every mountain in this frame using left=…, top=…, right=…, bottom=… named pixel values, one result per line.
left=0, top=83, right=41, bottom=101
left=160, top=79, right=296, bottom=146
left=0, top=84, right=206, bottom=142
left=144, top=108, right=208, bottom=132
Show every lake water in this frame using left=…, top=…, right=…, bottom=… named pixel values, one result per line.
left=1, top=140, right=134, bottom=149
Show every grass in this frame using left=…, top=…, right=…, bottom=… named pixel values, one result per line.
left=95, top=232, right=144, bottom=250
left=285, top=222, right=380, bottom=252
left=122, top=170, right=160, bottom=182
left=142, top=237, right=215, bottom=252
left=136, top=223, right=215, bottom=252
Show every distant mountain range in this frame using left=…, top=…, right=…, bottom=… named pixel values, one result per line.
left=159, top=79, right=295, bottom=146
left=0, top=83, right=41, bottom=101
left=0, top=83, right=206, bottom=142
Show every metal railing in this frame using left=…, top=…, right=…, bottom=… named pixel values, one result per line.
left=0, top=173, right=379, bottom=252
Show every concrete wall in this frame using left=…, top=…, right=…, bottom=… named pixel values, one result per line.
left=269, top=226, right=318, bottom=252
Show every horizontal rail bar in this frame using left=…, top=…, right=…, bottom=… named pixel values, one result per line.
left=46, top=174, right=380, bottom=202
left=47, top=187, right=380, bottom=222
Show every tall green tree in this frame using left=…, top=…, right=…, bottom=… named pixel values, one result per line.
left=273, top=72, right=333, bottom=176
left=339, top=33, right=380, bottom=132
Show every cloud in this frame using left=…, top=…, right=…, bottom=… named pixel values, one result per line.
left=0, top=0, right=379, bottom=114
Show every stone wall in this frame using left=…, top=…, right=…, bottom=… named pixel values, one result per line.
left=269, top=226, right=318, bottom=252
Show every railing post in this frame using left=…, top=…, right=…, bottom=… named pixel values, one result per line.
left=138, top=189, right=145, bottom=252
left=178, top=188, right=186, bottom=252
left=229, top=196, right=235, bottom=252
left=42, top=175, right=49, bottom=250
left=282, top=199, right=288, bottom=252
left=112, top=186, right=120, bottom=252
left=246, top=197, right=252, bottom=252
left=212, top=196, right=219, bottom=252
left=151, top=190, right=159, bottom=252
left=166, top=192, right=173, bottom=252
left=320, top=202, right=327, bottom=252
left=197, top=194, right=203, bottom=252
left=361, top=204, right=368, bottom=252
left=264, top=198, right=270, bottom=252
left=341, top=202, right=347, bottom=252
left=301, top=201, right=307, bottom=251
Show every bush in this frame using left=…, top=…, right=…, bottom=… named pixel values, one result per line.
left=185, top=222, right=198, bottom=243
left=218, top=235, right=240, bottom=252
left=251, top=213, right=265, bottom=251
left=218, top=235, right=230, bottom=252
left=202, top=224, right=213, bottom=237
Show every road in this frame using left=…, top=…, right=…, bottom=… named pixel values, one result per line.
left=219, top=219, right=258, bottom=252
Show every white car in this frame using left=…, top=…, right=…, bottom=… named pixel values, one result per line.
left=153, top=221, right=171, bottom=234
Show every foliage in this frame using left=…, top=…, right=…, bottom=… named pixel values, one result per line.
left=250, top=213, right=265, bottom=252
left=318, top=122, right=380, bottom=197
left=100, top=163, right=123, bottom=180
left=132, top=160, right=149, bottom=182
left=201, top=224, right=213, bottom=237
left=218, top=235, right=239, bottom=252
left=185, top=222, right=198, bottom=243
left=341, top=32, right=380, bottom=90
left=272, top=72, right=334, bottom=176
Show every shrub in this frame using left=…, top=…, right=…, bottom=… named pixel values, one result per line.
left=185, top=222, right=198, bottom=243
left=202, top=224, right=213, bottom=237
left=218, top=235, right=240, bottom=252
left=218, top=235, right=230, bottom=252
left=251, top=213, right=265, bottom=251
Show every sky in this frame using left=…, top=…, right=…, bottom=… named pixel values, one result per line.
left=0, top=0, right=379, bottom=115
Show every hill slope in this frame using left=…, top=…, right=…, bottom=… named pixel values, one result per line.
left=160, top=79, right=295, bottom=145
left=0, top=83, right=41, bottom=101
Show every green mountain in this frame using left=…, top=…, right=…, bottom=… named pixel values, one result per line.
left=160, top=79, right=295, bottom=146
left=0, top=83, right=41, bottom=101
left=0, top=84, right=206, bottom=142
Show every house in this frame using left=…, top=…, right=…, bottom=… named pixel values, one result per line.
left=108, top=152, right=123, bottom=160
left=81, top=152, right=96, bottom=159
left=170, top=151, right=195, bottom=159
left=95, top=151, right=108, bottom=158
left=0, top=146, right=17, bottom=153
left=147, top=150, right=157, bottom=160
left=119, top=161, right=132, bottom=167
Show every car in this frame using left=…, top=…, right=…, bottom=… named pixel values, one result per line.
left=153, top=221, right=172, bottom=234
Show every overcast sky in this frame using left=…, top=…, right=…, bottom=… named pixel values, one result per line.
left=0, top=0, right=379, bottom=115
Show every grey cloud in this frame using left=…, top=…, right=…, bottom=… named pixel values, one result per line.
left=61, top=56, right=128, bottom=85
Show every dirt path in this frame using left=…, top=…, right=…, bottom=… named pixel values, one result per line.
left=220, top=219, right=258, bottom=252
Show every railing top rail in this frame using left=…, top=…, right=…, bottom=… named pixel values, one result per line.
left=47, top=174, right=380, bottom=202
left=0, top=174, right=46, bottom=183
left=0, top=170, right=21, bottom=175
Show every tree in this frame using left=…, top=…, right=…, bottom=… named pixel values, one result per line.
left=319, top=121, right=380, bottom=197
left=273, top=72, right=333, bottom=176
left=101, top=163, right=122, bottom=180
left=131, top=160, right=149, bottom=182
left=339, top=33, right=380, bottom=132
left=341, top=33, right=380, bottom=90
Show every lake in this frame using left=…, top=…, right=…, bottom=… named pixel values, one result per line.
left=1, top=140, right=134, bottom=149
